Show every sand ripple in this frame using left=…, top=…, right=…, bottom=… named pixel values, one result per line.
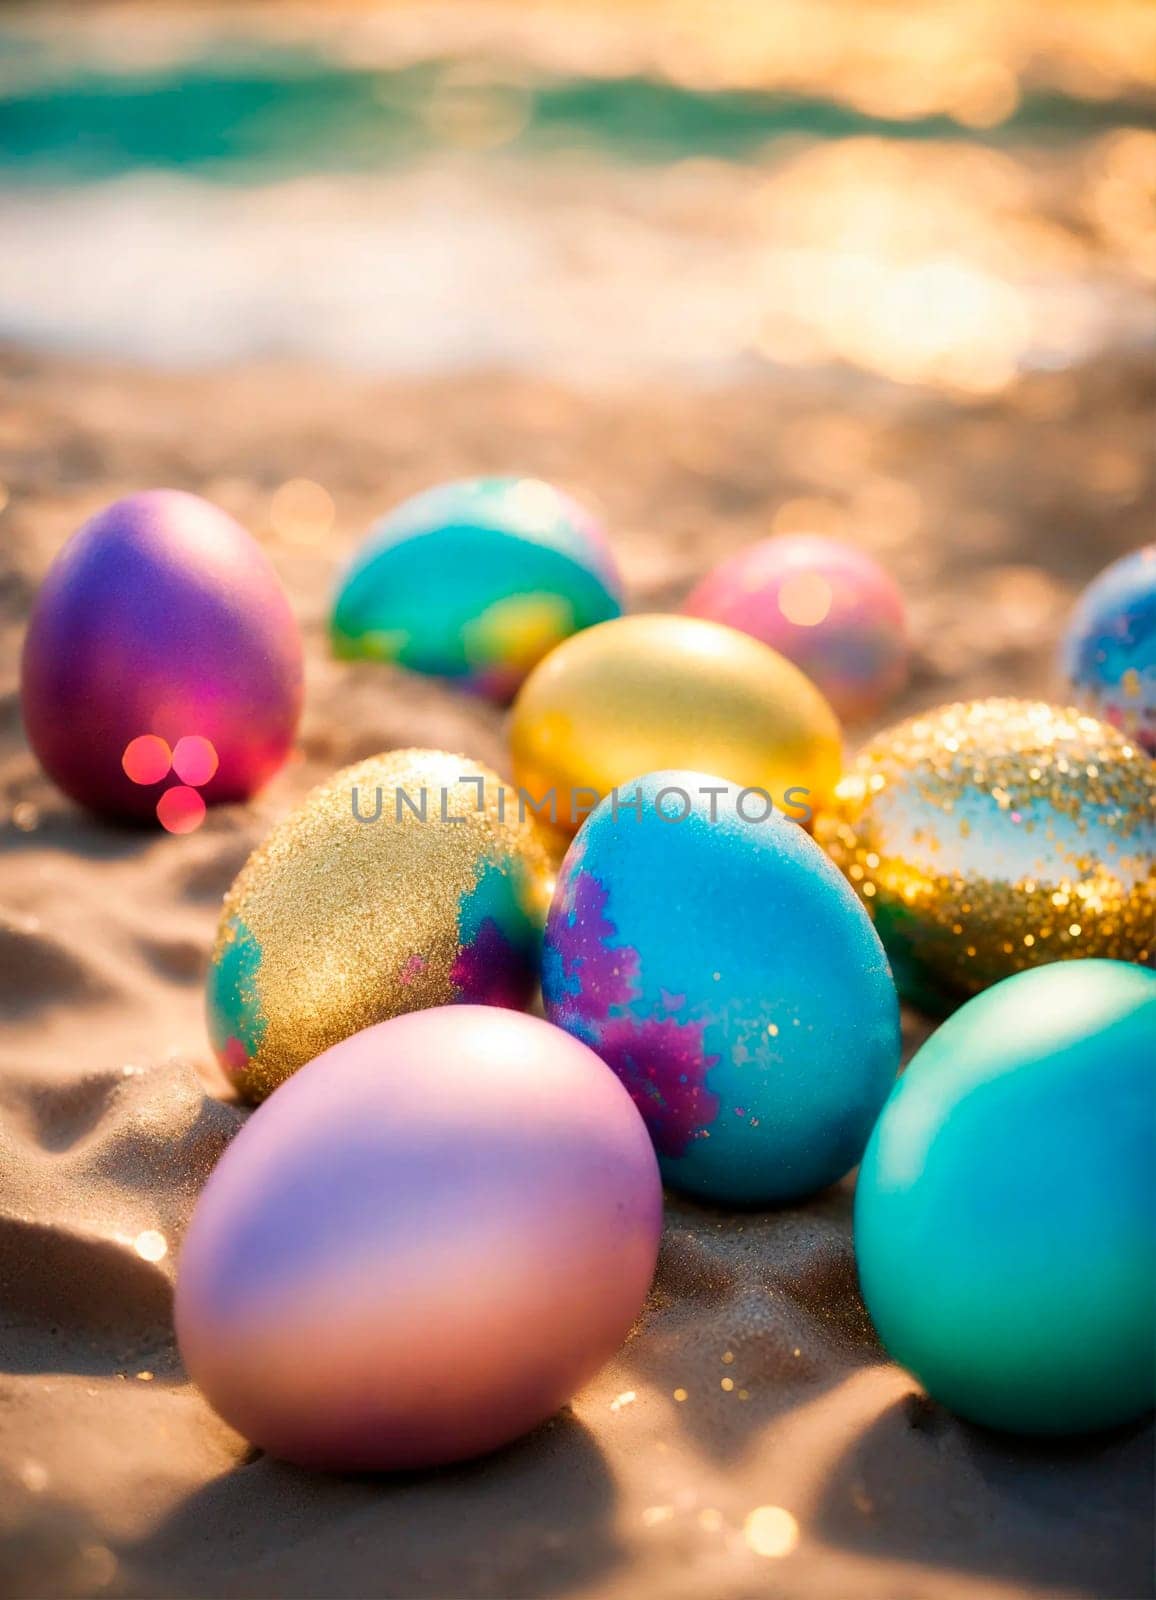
left=0, top=353, right=1151, bottom=1599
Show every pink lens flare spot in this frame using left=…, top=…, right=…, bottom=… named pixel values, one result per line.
left=122, top=735, right=172, bottom=786
left=399, top=953, right=428, bottom=986
left=156, top=785, right=207, bottom=835
left=222, top=1036, right=250, bottom=1071
left=172, top=735, right=220, bottom=787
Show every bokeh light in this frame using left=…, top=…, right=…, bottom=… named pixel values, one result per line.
left=743, top=1505, right=800, bottom=1558
left=133, top=1229, right=168, bottom=1262
left=156, top=785, right=207, bottom=835
left=121, top=735, right=172, bottom=786
left=0, top=3, right=1151, bottom=392
left=269, top=478, right=336, bottom=546
left=778, top=572, right=834, bottom=627
left=171, top=734, right=219, bottom=787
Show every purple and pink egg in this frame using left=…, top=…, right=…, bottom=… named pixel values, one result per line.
left=683, top=533, right=907, bottom=723
left=176, top=1007, right=663, bottom=1471
left=21, top=489, right=302, bottom=822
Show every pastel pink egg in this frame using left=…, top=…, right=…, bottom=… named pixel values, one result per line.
left=684, top=534, right=908, bottom=722
left=175, top=1007, right=663, bottom=1471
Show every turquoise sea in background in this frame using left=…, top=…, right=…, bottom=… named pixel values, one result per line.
left=0, top=6, right=1153, bottom=384
left=1, top=48, right=1151, bottom=182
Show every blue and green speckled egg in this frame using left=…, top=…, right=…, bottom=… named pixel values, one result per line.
left=542, top=770, right=901, bottom=1205
left=1062, top=544, right=1156, bottom=756
left=207, top=749, right=550, bottom=1101
left=856, top=959, right=1156, bottom=1435
left=331, top=478, right=623, bottom=700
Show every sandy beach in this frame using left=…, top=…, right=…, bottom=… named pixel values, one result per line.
left=0, top=345, right=1153, bottom=1598
left=2, top=0, right=1155, bottom=1590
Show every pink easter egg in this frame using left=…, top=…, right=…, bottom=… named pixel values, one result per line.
left=176, top=1006, right=663, bottom=1471
left=684, top=534, right=907, bottom=722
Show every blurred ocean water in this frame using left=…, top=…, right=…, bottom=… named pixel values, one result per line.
left=1, top=1, right=1153, bottom=389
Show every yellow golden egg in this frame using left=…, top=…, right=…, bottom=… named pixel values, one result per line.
left=508, top=613, right=843, bottom=833
left=816, top=699, right=1156, bottom=1008
left=206, top=748, right=550, bottom=1101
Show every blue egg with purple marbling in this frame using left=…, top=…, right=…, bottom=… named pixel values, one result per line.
left=1062, top=545, right=1156, bottom=756
left=542, top=770, right=901, bottom=1205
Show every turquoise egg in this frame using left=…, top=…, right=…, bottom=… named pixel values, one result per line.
left=856, top=959, right=1156, bottom=1435
left=542, top=770, right=901, bottom=1205
left=331, top=477, right=623, bottom=700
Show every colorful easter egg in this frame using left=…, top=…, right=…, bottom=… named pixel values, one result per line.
left=1061, top=544, right=1156, bottom=756
left=331, top=477, right=623, bottom=700
left=509, top=614, right=843, bottom=836
left=542, top=771, right=900, bottom=1205
left=684, top=534, right=908, bottom=722
left=856, top=959, right=1156, bottom=1435
left=177, top=1006, right=663, bottom=1470
left=21, top=490, right=302, bottom=823
left=817, top=699, right=1156, bottom=1010
left=207, top=749, right=549, bottom=1100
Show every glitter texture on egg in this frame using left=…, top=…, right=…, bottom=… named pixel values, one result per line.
left=683, top=534, right=908, bottom=722
left=510, top=613, right=844, bottom=836
left=816, top=698, right=1156, bottom=1008
left=207, top=749, right=549, bottom=1100
left=331, top=477, right=623, bottom=700
left=1061, top=544, right=1156, bottom=756
left=543, top=771, right=900, bottom=1205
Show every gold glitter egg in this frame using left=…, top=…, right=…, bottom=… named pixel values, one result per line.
left=509, top=613, right=843, bottom=834
left=207, top=749, right=550, bottom=1100
left=816, top=698, right=1155, bottom=1008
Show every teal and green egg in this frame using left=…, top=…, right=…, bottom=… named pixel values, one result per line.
left=855, top=959, right=1156, bottom=1435
left=542, top=770, right=901, bottom=1205
left=331, top=477, right=623, bottom=700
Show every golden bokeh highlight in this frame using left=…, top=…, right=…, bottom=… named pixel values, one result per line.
left=269, top=478, right=336, bottom=546
left=133, top=1229, right=168, bottom=1263
left=778, top=571, right=834, bottom=627
left=744, top=1505, right=800, bottom=1559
